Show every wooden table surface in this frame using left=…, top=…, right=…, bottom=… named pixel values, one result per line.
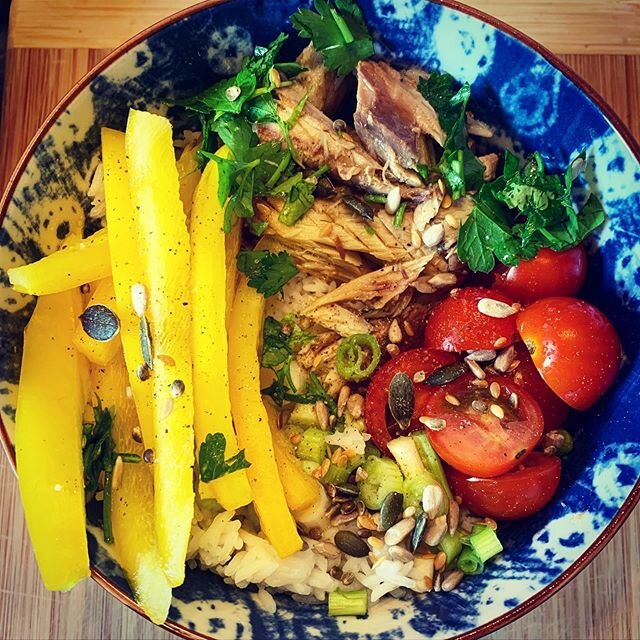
left=1, top=1, right=639, bottom=639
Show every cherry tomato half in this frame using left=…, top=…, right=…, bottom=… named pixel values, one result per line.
left=446, top=452, right=561, bottom=520
left=423, top=374, right=544, bottom=478
left=492, top=246, right=587, bottom=304
left=517, top=297, right=621, bottom=410
left=364, top=348, right=457, bottom=453
left=507, top=342, right=571, bottom=432
left=424, top=287, right=518, bottom=352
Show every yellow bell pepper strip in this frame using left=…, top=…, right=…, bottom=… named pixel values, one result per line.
left=225, top=215, right=241, bottom=331
left=266, top=401, right=321, bottom=513
left=8, top=228, right=110, bottom=295
left=15, top=290, right=90, bottom=590
left=125, top=109, right=195, bottom=587
left=228, top=276, right=302, bottom=558
left=177, top=139, right=202, bottom=220
left=101, top=128, right=154, bottom=449
left=73, top=278, right=121, bottom=366
left=190, top=151, right=252, bottom=508
left=92, top=355, right=172, bottom=624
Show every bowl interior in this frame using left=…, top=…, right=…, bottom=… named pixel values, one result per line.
left=1, top=1, right=640, bottom=638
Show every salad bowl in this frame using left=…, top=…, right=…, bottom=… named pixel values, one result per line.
left=0, top=0, right=639, bottom=638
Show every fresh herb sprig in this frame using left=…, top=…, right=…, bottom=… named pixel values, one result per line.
left=82, top=401, right=141, bottom=544
left=199, top=433, right=250, bottom=483
left=236, top=249, right=298, bottom=297
left=418, top=72, right=484, bottom=199
left=457, top=150, right=605, bottom=272
left=291, top=0, right=375, bottom=76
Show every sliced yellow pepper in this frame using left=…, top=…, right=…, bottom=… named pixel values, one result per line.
left=101, top=128, right=154, bottom=448
left=225, top=216, right=241, bottom=331
left=228, top=276, right=302, bottom=558
left=190, top=151, right=252, bottom=508
left=266, top=401, right=321, bottom=513
left=8, top=228, right=110, bottom=295
left=73, top=278, right=121, bottom=366
left=177, top=139, right=202, bottom=220
left=125, top=109, right=195, bottom=587
left=92, top=355, right=172, bottom=624
left=15, top=290, right=90, bottom=590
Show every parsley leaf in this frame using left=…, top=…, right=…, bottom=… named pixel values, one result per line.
left=237, top=249, right=298, bottom=297
left=458, top=151, right=606, bottom=272
left=291, top=0, right=375, bottom=76
left=199, top=433, right=250, bottom=483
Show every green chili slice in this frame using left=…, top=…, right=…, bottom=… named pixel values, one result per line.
left=336, top=334, right=381, bottom=382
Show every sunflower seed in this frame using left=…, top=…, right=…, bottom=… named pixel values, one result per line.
left=384, top=517, right=416, bottom=546
left=493, top=336, right=508, bottom=348
left=337, top=385, right=351, bottom=418
left=346, top=393, right=364, bottom=420
left=403, top=506, right=417, bottom=519
left=380, top=491, right=404, bottom=530
left=388, top=319, right=402, bottom=344
left=466, top=349, right=496, bottom=362
left=425, top=515, right=448, bottom=546
left=385, top=186, right=402, bottom=215
left=422, top=223, right=445, bottom=247
left=433, top=572, right=443, bottom=592
left=434, top=551, right=447, bottom=571
left=419, top=416, right=446, bottom=431
left=388, top=372, right=414, bottom=430
left=334, top=530, right=369, bottom=557
left=427, top=362, right=467, bottom=386
left=494, top=345, right=516, bottom=373
left=442, top=570, right=464, bottom=592
left=477, top=298, right=518, bottom=318
left=130, top=283, right=147, bottom=317
left=389, top=545, right=414, bottom=563
left=315, top=542, right=341, bottom=559
left=422, top=484, right=445, bottom=519
left=315, top=400, right=330, bottom=430
left=465, top=358, right=486, bottom=380
left=355, top=467, right=368, bottom=483
left=80, top=304, right=120, bottom=342
left=448, top=500, right=460, bottom=535
left=111, top=455, right=124, bottom=492
left=368, top=536, right=384, bottom=550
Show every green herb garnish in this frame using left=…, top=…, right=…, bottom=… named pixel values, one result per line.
left=236, top=249, right=298, bottom=297
left=457, top=150, right=605, bottom=272
left=82, top=401, right=141, bottom=544
left=199, top=433, right=251, bottom=483
left=291, top=0, right=375, bottom=76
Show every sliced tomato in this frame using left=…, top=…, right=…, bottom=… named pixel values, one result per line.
left=424, top=287, right=518, bottom=352
left=364, top=348, right=458, bottom=453
left=492, top=246, right=587, bottom=304
left=422, top=374, right=544, bottom=478
left=507, top=342, right=571, bottom=432
left=446, top=452, right=561, bottom=520
left=516, top=297, right=621, bottom=410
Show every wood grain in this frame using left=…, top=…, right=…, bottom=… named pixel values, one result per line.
left=0, top=3, right=639, bottom=640
left=7, top=0, right=640, bottom=54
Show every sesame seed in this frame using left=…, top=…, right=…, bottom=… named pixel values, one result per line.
left=403, top=320, right=415, bottom=337
left=490, top=381, right=501, bottom=399
left=490, top=404, right=505, bottom=419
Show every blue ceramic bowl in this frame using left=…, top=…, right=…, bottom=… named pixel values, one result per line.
left=1, top=1, right=639, bottom=638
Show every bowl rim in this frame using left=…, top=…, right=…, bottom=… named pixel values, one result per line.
left=1, top=0, right=638, bottom=638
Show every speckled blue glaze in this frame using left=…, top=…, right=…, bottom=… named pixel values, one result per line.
left=1, top=1, right=639, bottom=638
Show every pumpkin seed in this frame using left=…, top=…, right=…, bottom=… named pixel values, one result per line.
left=427, top=362, right=467, bottom=386
left=139, top=315, right=153, bottom=370
left=334, top=530, right=369, bottom=557
left=410, top=511, right=428, bottom=553
left=79, top=304, right=120, bottom=342
left=388, top=372, right=414, bottom=430
left=342, top=195, right=374, bottom=221
left=379, top=491, right=404, bottom=531
left=335, top=483, right=360, bottom=498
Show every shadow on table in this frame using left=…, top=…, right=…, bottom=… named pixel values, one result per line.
left=0, top=0, right=10, bottom=127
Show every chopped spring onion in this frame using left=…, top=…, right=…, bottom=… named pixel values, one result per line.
left=393, top=201, right=408, bottom=227
left=363, top=194, right=387, bottom=203
left=328, top=589, right=368, bottom=617
left=457, top=545, right=484, bottom=575
left=469, top=524, right=503, bottom=562
left=322, top=461, right=350, bottom=485
left=335, top=334, right=381, bottom=382
left=357, top=456, right=404, bottom=510
left=439, top=529, right=463, bottom=565
left=412, top=432, right=454, bottom=502
left=296, top=427, right=328, bottom=464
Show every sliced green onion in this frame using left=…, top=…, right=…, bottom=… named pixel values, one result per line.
left=322, top=462, right=350, bottom=485
left=328, top=589, right=368, bottom=617
left=335, top=334, right=381, bottom=382
left=457, top=546, right=484, bottom=575
left=469, top=524, right=503, bottom=562
left=439, top=530, right=463, bottom=565
left=102, top=467, right=114, bottom=544
left=393, top=201, right=408, bottom=227
left=363, top=194, right=387, bottom=203
left=296, top=427, right=327, bottom=464
left=412, top=432, right=453, bottom=501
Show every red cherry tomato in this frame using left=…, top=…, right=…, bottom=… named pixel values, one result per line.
left=446, top=452, right=561, bottom=520
left=507, top=342, right=571, bottom=432
left=423, top=374, right=544, bottom=478
left=492, top=246, right=587, bottom=304
left=364, top=348, right=458, bottom=453
left=516, top=297, right=621, bottom=410
left=424, top=287, right=518, bottom=352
